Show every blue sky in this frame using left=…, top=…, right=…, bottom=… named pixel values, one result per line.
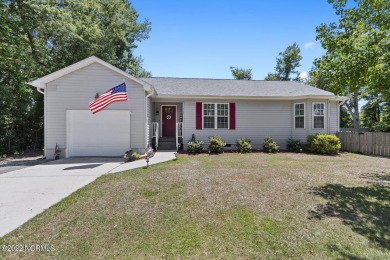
left=131, top=0, right=340, bottom=80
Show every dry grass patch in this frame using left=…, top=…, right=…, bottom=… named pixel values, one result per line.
left=1, top=153, right=389, bottom=259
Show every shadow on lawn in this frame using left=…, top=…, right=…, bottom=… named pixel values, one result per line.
left=309, top=174, right=390, bottom=250
left=360, top=172, right=390, bottom=183
left=327, top=244, right=367, bottom=260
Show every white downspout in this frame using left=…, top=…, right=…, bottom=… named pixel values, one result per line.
left=145, top=87, right=155, bottom=148
left=35, top=86, right=46, bottom=158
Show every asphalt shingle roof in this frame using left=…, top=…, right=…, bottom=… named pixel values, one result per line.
left=140, top=77, right=336, bottom=98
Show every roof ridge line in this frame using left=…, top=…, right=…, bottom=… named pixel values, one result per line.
left=140, top=77, right=299, bottom=82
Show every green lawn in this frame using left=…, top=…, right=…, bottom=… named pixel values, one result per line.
left=1, top=153, right=389, bottom=259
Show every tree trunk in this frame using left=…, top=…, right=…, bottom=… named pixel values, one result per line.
left=345, top=90, right=361, bottom=130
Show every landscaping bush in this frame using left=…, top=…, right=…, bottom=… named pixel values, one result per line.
left=307, top=134, right=341, bottom=155
left=263, top=136, right=279, bottom=153
left=286, top=138, right=303, bottom=153
left=187, top=140, right=204, bottom=154
left=208, top=135, right=226, bottom=154
left=370, top=122, right=390, bottom=133
left=235, top=138, right=252, bottom=153
left=124, top=150, right=143, bottom=162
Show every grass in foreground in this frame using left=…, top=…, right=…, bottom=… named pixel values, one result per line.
left=1, top=153, right=389, bottom=259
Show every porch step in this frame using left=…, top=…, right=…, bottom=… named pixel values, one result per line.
left=157, top=136, right=177, bottom=150
left=158, top=144, right=177, bottom=150
left=157, top=137, right=177, bottom=150
left=158, top=146, right=177, bottom=151
left=159, top=137, right=175, bottom=142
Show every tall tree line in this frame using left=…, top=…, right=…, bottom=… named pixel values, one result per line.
left=0, top=0, right=151, bottom=154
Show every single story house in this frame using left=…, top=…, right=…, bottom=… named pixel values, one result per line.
left=29, top=56, right=346, bottom=159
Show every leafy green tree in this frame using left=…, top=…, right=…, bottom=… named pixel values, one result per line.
left=340, top=106, right=354, bottom=128
left=383, top=103, right=390, bottom=125
left=264, top=73, right=281, bottom=81
left=230, top=66, right=252, bottom=80
left=0, top=0, right=151, bottom=154
left=307, top=68, right=353, bottom=129
left=265, top=43, right=302, bottom=81
left=313, top=0, right=390, bottom=129
left=361, top=93, right=382, bottom=128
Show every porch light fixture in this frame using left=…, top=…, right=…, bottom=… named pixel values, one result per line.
left=156, top=110, right=159, bottom=116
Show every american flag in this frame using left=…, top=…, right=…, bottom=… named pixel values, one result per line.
left=89, top=83, right=128, bottom=114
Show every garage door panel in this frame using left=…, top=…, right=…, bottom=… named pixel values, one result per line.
left=68, top=110, right=130, bottom=157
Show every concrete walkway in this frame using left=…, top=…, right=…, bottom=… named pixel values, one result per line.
left=0, top=151, right=176, bottom=237
left=108, top=151, right=176, bottom=173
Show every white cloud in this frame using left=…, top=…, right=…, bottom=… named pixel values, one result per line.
left=299, top=71, right=308, bottom=79
left=304, top=42, right=315, bottom=49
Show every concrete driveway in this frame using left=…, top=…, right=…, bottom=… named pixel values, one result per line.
left=0, top=152, right=176, bottom=237
left=0, top=157, right=123, bottom=237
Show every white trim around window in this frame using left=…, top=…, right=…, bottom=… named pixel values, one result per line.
left=202, top=103, right=229, bottom=129
left=294, top=103, right=305, bottom=129
left=312, top=102, right=326, bottom=129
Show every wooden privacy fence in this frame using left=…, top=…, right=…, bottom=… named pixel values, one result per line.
left=336, top=131, right=390, bottom=157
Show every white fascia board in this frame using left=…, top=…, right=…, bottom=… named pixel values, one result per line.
left=153, top=95, right=346, bottom=101
left=28, top=56, right=153, bottom=91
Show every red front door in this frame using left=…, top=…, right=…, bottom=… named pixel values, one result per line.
left=162, top=106, right=176, bottom=136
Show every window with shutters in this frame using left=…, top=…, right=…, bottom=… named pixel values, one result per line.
left=203, top=103, right=229, bottom=129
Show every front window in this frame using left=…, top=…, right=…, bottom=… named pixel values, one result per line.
left=203, top=104, right=215, bottom=129
left=217, top=104, right=229, bottom=128
left=203, top=103, right=229, bottom=129
left=313, top=103, right=325, bottom=129
left=294, top=103, right=305, bottom=128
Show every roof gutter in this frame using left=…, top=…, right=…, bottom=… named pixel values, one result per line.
left=27, top=79, right=45, bottom=94
left=36, top=87, right=45, bottom=94
left=337, top=96, right=348, bottom=108
left=152, top=95, right=347, bottom=101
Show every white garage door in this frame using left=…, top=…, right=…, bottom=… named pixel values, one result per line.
left=67, top=110, right=130, bottom=157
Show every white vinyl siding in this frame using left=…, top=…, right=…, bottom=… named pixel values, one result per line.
left=294, top=103, right=305, bottom=129
left=203, top=103, right=229, bottom=129
left=329, top=101, right=339, bottom=132
left=313, top=102, right=325, bottom=129
left=183, top=99, right=339, bottom=150
left=184, top=100, right=291, bottom=149
left=45, top=62, right=146, bottom=159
